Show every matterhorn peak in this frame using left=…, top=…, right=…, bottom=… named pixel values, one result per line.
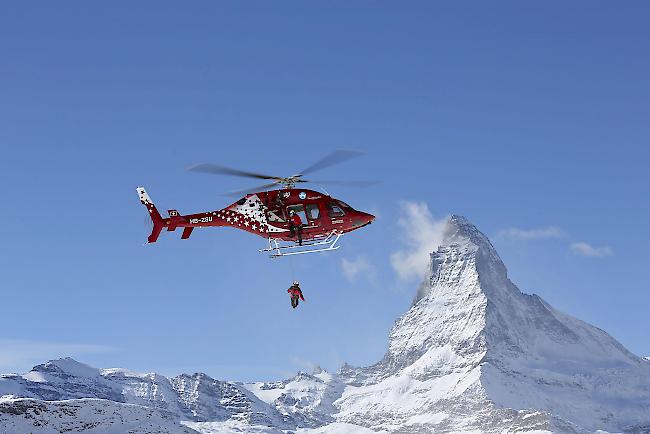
left=445, top=214, right=490, bottom=244
left=412, top=214, right=509, bottom=305
left=376, top=215, right=500, bottom=379
left=448, top=214, right=506, bottom=264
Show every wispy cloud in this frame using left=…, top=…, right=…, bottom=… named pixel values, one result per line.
left=570, top=242, right=613, bottom=258
left=341, top=255, right=377, bottom=284
left=496, top=224, right=613, bottom=259
left=0, top=340, right=118, bottom=374
left=390, top=202, right=449, bottom=281
left=496, top=226, right=565, bottom=241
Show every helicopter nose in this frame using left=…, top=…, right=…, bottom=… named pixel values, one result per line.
left=352, top=212, right=375, bottom=228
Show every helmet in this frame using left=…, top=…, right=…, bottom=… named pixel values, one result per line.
left=289, top=209, right=295, bottom=215
left=293, top=280, right=300, bottom=286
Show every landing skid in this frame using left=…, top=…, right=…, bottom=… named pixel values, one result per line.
left=259, top=231, right=342, bottom=258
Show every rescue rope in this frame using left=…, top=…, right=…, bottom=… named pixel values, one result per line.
left=289, top=254, right=296, bottom=281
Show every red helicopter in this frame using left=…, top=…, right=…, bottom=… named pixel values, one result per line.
left=137, top=150, right=375, bottom=257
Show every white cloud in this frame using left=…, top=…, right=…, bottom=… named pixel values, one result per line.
left=570, top=242, right=613, bottom=258
left=497, top=224, right=614, bottom=260
left=341, top=255, right=376, bottom=284
left=390, top=202, right=449, bottom=281
left=496, top=226, right=564, bottom=241
left=0, top=340, right=117, bottom=374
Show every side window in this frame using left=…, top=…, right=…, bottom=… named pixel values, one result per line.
left=266, top=210, right=285, bottom=223
left=306, top=204, right=320, bottom=220
left=328, top=202, right=345, bottom=217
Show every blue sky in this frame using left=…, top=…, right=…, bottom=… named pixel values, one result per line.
left=1, top=1, right=648, bottom=380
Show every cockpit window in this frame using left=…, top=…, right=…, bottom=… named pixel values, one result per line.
left=328, top=202, right=345, bottom=217
left=306, top=204, right=320, bottom=220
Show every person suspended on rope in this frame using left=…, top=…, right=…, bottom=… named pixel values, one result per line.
left=287, top=280, right=305, bottom=309
left=288, top=209, right=303, bottom=246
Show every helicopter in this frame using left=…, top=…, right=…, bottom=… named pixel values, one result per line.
left=137, top=150, right=375, bottom=257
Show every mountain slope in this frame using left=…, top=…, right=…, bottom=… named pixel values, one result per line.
left=245, top=367, right=345, bottom=427
left=0, top=396, right=199, bottom=434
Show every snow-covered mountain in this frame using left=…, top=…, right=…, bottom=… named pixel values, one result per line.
left=0, top=396, right=197, bottom=434
left=332, top=216, right=650, bottom=433
left=0, top=357, right=295, bottom=433
left=2, top=215, right=649, bottom=433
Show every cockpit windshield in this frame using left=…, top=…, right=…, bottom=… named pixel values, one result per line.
left=336, top=200, right=354, bottom=210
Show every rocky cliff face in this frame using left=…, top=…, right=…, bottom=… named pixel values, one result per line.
left=2, top=216, right=649, bottom=433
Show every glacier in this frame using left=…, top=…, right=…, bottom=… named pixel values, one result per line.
left=1, top=215, right=649, bottom=433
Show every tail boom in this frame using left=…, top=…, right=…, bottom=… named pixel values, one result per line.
left=137, top=187, right=273, bottom=243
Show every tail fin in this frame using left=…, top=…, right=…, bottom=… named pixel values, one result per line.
left=137, top=187, right=165, bottom=243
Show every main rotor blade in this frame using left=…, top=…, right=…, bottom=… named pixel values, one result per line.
left=298, top=150, right=364, bottom=176
left=305, top=180, right=379, bottom=188
left=188, top=163, right=282, bottom=181
left=222, top=182, right=281, bottom=197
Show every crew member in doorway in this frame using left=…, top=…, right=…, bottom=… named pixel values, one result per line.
left=288, top=209, right=303, bottom=245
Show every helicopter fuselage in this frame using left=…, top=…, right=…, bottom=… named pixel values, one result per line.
left=137, top=187, right=375, bottom=244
